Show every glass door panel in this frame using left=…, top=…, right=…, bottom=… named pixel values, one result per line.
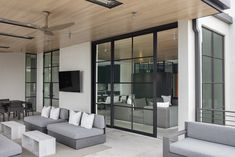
left=96, top=42, right=111, bottom=126
left=25, top=54, right=37, bottom=111
left=43, top=50, right=59, bottom=107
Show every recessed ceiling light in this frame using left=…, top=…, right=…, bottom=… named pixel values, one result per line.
left=86, top=0, right=123, bottom=9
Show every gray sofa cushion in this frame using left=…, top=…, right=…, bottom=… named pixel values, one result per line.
left=47, top=122, right=104, bottom=139
left=0, top=134, right=22, bottom=157
left=24, top=116, right=66, bottom=127
left=60, top=108, right=69, bottom=120
left=93, top=115, right=105, bottom=129
left=187, top=122, right=235, bottom=147
left=170, top=138, right=235, bottom=157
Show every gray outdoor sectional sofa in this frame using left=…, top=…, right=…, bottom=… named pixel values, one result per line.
left=0, top=134, right=22, bottom=157
left=24, top=108, right=106, bottom=150
left=163, top=121, right=235, bottom=157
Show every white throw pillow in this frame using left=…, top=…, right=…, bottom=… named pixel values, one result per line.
left=49, top=107, right=60, bottom=120
left=69, top=110, right=82, bottom=126
left=81, top=112, right=95, bottom=129
left=157, top=102, right=170, bottom=108
left=41, top=106, right=51, bottom=118
left=161, top=95, right=172, bottom=104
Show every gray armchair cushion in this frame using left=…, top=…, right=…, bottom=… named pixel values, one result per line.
left=134, top=98, right=146, bottom=108
left=93, top=115, right=105, bottom=129
left=60, top=108, right=69, bottom=120
left=187, top=122, right=235, bottom=147
left=170, top=138, right=235, bottom=157
left=0, top=134, right=22, bottom=157
left=24, top=116, right=66, bottom=127
left=47, top=122, right=104, bottom=140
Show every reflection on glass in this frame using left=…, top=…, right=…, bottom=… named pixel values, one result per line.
left=213, top=59, right=223, bottom=83
left=202, top=28, right=212, bottom=56
left=44, top=83, right=50, bottom=97
left=114, top=60, right=131, bottom=83
left=52, top=67, right=59, bottom=82
left=26, top=54, right=37, bottom=69
left=213, top=33, right=223, bottom=59
left=44, top=99, right=50, bottom=107
left=44, top=53, right=51, bottom=67
left=133, top=34, right=153, bottom=58
left=26, top=83, right=36, bottom=97
left=202, top=57, right=212, bottom=83
left=114, top=38, right=132, bottom=60
left=44, top=68, right=51, bottom=82
left=52, top=51, right=59, bottom=66
left=97, top=42, right=111, bottom=62
left=26, top=69, right=36, bottom=82
left=53, top=83, right=59, bottom=99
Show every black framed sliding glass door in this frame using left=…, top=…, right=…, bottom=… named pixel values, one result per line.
left=43, top=50, right=60, bottom=107
left=92, top=23, right=178, bottom=137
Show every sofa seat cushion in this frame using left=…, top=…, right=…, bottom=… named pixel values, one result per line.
left=47, top=122, right=104, bottom=140
left=170, top=138, right=235, bottom=157
left=24, top=116, right=66, bottom=127
left=0, top=134, right=22, bottom=157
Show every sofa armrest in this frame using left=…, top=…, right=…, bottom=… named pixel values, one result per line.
left=163, top=130, right=186, bottom=157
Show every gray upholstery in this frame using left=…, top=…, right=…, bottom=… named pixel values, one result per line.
left=187, top=121, right=235, bottom=147
left=170, top=138, right=235, bottom=157
left=47, top=114, right=106, bottom=149
left=47, top=122, right=104, bottom=139
left=0, top=134, right=22, bottom=157
left=24, top=116, right=66, bottom=127
left=59, top=108, right=69, bottom=120
left=144, top=105, right=178, bottom=128
left=163, top=122, right=235, bottom=157
left=93, top=114, right=106, bottom=129
left=134, top=98, right=147, bottom=108
left=48, top=130, right=106, bottom=150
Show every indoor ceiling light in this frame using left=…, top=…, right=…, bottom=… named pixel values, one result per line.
left=86, top=0, right=123, bottom=9
left=0, top=32, right=34, bottom=40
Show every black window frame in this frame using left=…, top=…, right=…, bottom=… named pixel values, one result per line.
left=25, top=53, right=37, bottom=111
left=201, top=27, right=225, bottom=124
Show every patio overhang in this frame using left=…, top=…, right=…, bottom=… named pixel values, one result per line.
left=0, top=0, right=229, bottom=53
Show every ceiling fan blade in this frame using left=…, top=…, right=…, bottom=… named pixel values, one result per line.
left=47, top=22, right=75, bottom=31
left=0, top=18, right=40, bottom=29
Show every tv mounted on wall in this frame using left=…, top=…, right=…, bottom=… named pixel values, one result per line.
left=59, top=71, right=80, bottom=92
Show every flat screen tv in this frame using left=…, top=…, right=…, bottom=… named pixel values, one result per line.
left=59, top=71, right=80, bottom=92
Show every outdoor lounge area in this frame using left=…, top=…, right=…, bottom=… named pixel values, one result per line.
left=0, top=0, right=235, bottom=156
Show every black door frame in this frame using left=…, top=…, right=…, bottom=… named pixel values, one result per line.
left=43, top=49, right=60, bottom=106
left=91, top=22, right=178, bottom=137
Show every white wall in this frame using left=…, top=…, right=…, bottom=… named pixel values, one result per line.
left=59, top=42, right=91, bottom=113
left=178, top=20, right=196, bottom=130
left=36, top=53, right=44, bottom=112
left=0, top=53, right=25, bottom=100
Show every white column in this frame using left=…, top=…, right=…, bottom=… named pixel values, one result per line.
left=178, top=20, right=196, bottom=130
left=36, top=53, right=44, bottom=112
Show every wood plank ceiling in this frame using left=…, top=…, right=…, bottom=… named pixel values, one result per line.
left=0, top=0, right=217, bottom=53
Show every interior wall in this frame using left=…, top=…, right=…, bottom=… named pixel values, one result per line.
left=0, top=53, right=25, bottom=100
left=59, top=42, right=91, bottom=113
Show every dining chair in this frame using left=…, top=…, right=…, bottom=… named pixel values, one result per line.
left=7, top=101, right=24, bottom=120
left=0, top=99, right=9, bottom=121
left=24, top=102, right=34, bottom=116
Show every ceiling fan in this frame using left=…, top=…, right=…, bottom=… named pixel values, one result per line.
left=0, top=11, right=75, bottom=36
